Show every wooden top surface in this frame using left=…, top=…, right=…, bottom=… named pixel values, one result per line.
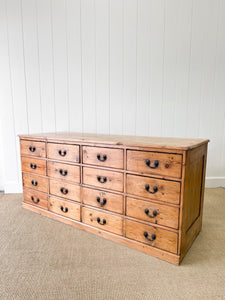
left=19, top=132, right=209, bottom=150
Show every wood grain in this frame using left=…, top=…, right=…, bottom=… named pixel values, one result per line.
left=127, top=150, right=182, bottom=178
left=48, top=161, right=80, bottom=183
left=83, top=146, right=123, bottom=169
left=126, top=197, right=179, bottom=229
left=180, top=144, right=208, bottom=258
left=126, top=174, right=181, bottom=204
left=83, top=167, right=123, bottom=192
left=22, top=173, right=49, bottom=193
left=49, top=196, right=81, bottom=221
left=49, top=179, right=81, bottom=202
left=82, top=207, right=123, bottom=235
left=20, top=133, right=209, bottom=265
left=22, top=202, right=180, bottom=265
left=83, top=187, right=123, bottom=214
left=19, top=133, right=209, bottom=150
left=47, top=142, right=79, bottom=162
left=21, top=156, right=46, bottom=176
left=125, top=219, right=178, bottom=254
left=20, top=140, right=46, bottom=158
left=23, top=188, right=48, bottom=209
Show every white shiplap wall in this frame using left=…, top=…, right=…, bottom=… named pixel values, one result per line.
left=0, top=0, right=225, bottom=193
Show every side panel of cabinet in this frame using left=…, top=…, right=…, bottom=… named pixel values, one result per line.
left=179, top=144, right=207, bottom=261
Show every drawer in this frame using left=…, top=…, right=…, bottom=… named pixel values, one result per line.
left=49, top=197, right=81, bottom=221
left=47, top=143, right=79, bottom=163
left=127, top=150, right=182, bottom=178
left=23, top=188, right=48, bottom=209
left=23, top=173, right=49, bottom=193
left=125, top=219, right=178, bottom=254
left=48, top=161, right=80, bottom=183
left=50, top=179, right=81, bottom=202
left=126, top=174, right=180, bottom=205
left=82, top=207, right=123, bottom=235
left=83, top=146, right=123, bottom=169
left=20, top=140, right=46, bottom=158
left=83, top=187, right=123, bottom=214
left=21, top=157, right=46, bottom=176
left=83, top=167, right=123, bottom=192
left=126, top=197, right=179, bottom=229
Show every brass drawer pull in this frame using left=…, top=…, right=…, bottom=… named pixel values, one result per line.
left=58, top=150, right=67, bottom=157
left=97, top=176, right=107, bottom=183
left=145, top=184, right=158, bottom=194
left=59, top=169, right=68, bottom=176
left=97, top=217, right=106, bottom=225
left=145, top=208, right=157, bottom=218
left=97, top=153, right=107, bottom=162
left=60, top=206, right=68, bottom=213
left=97, top=197, right=107, bottom=206
left=30, top=163, right=37, bottom=169
left=31, top=196, right=39, bottom=204
left=144, top=231, right=156, bottom=242
left=60, top=187, right=68, bottom=195
left=29, top=146, right=36, bottom=152
left=145, top=159, right=159, bottom=169
left=31, top=180, right=38, bottom=186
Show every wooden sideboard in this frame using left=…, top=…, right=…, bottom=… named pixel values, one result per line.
left=19, top=133, right=209, bottom=265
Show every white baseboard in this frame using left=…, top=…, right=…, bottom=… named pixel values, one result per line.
left=0, top=177, right=224, bottom=194
left=3, top=181, right=22, bottom=194
left=205, top=177, right=225, bottom=188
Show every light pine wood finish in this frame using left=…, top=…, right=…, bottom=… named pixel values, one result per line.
left=47, top=161, right=80, bottom=183
left=19, top=132, right=209, bottom=150
left=22, top=173, right=49, bottom=193
left=126, top=197, right=179, bottom=229
left=47, top=143, right=80, bottom=163
left=49, top=179, right=81, bottom=202
left=83, top=167, right=124, bottom=192
left=127, top=150, right=182, bottom=178
left=125, top=219, right=178, bottom=254
left=49, top=196, right=81, bottom=221
left=23, top=188, right=48, bottom=210
left=20, top=140, right=46, bottom=158
left=82, top=207, right=123, bottom=235
left=179, top=144, right=208, bottom=261
left=127, top=174, right=181, bottom=204
left=23, top=202, right=180, bottom=265
left=83, top=187, right=123, bottom=214
left=21, top=156, right=46, bottom=176
left=83, top=146, right=123, bottom=169
left=19, top=133, right=209, bottom=265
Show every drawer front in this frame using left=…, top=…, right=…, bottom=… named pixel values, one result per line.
left=126, top=174, right=180, bottom=205
left=49, top=197, right=81, bottom=221
left=83, top=167, right=123, bottom=192
left=21, top=157, right=46, bottom=176
left=83, top=187, right=123, bottom=214
left=82, top=207, right=123, bottom=235
left=48, top=161, right=80, bottom=183
left=23, top=173, right=49, bottom=193
left=50, top=179, right=81, bottom=202
left=125, top=219, right=178, bottom=254
left=127, top=150, right=182, bottom=178
left=47, top=143, right=79, bottom=163
left=126, top=197, right=179, bottom=229
left=83, top=146, right=123, bottom=169
left=20, top=140, right=46, bottom=158
left=23, top=188, right=48, bottom=209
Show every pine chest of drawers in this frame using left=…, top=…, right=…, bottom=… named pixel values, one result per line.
left=19, top=133, right=209, bottom=265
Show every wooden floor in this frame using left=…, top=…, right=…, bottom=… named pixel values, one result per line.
left=0, top=188, right=224, bottom=300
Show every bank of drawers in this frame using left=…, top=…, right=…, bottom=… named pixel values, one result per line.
left=21, top=140, right=181, bottom=255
